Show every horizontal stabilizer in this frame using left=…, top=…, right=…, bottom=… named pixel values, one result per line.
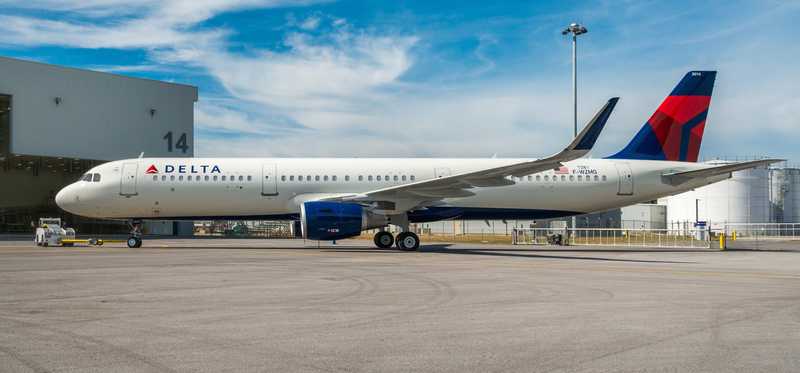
left=662, top=159, right=783, bottom=185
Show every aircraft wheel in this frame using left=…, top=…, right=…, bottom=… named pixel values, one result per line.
left=396, top=232, right=420, bottom=251
left=127, top=237, right=142, bottom=248
left=374, top=231, right=394, bottom=249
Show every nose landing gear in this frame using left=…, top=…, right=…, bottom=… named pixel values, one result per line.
left=127, top=220, right=143, bottom=248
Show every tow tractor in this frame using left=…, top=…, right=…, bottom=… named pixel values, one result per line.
left=34, top=218, right=76, bottom=247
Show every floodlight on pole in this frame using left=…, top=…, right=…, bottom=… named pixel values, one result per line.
left=562, top=22, right=587, bottom=233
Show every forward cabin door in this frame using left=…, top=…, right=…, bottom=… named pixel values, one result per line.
left=261, top=163, right=278, bottom=196
left=615, top=163, right=634, bottom=195
left=120, top=162, right=138, bottom=196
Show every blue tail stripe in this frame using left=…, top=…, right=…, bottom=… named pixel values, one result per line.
left=607, top=125, right=666, bottom=160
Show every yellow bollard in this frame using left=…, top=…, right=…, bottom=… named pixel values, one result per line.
left=720, top=234, right=726, bottom=251
left=732, top=230, right=737, bottom=241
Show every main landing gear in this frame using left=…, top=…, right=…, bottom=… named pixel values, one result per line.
left=127, top=219, right=143, bottom=248
left=372, top=231, right=420, bottom=251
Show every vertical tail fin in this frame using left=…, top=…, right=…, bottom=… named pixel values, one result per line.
left=608, top=71, right=716, bottom=162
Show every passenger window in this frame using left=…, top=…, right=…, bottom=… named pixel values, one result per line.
left=315, top=175, right=320, bottom=181
left=601, top=175, right=606, bottom=181
left=402, top=175, right=407, bottom=181
left=205, top=175, right=210, bottom=181
left=289, top=175, right=294, bottom=181
left=169, top=175, right=175, bottom=181
left=368, top=175, right=373, bottom=181
left=162, top=175, right=167, bottom=181
left=577, top=175, right=582, bottom=181
left=393, top=175, right=398, bottom=182
left=385, top=175, right=389, bottom=181
left=213, top=176, right=218, bottom=181
left=324, top=175, right=329, bottom=181
left=179, top=175, right=184, bottom=181
left=410, top=175, right=415, bottom=181
left=238, top=176, right=243, bottom=182
left=377, top=175, right=382, bottom=181
left=569, top=175, right=574, bottom=181
left=561, top=175, right=566, bottom=181
left=358, top=175, right=363, bottom=181
left=153, top=175, right=158, bottom=181
left=247, top=176, right=252, bottom=181
left=281, top=175, right=286, bottom=182
left=298, top=175, right=303, bottom=181
left=222, top=175, right=227, bottom=181
left=545, top=175, right=550, bottom=181
left=536, top=175, right=541, bottom=181
left=345, top=175, right=350, bottom=181
left=332, top=175, right=337, bottom=181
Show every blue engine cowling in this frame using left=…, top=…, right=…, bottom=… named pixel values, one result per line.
left=301, top=201, right=388, bottom=241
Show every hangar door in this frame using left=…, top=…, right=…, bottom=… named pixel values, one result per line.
left=120, top=162, right=138, bottom=196
left=615, top=163, right=633, bottom=196
left=261, top=163, right=278, bottom=196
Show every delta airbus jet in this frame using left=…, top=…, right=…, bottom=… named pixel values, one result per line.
left=56, top=71, right=780, bottom=250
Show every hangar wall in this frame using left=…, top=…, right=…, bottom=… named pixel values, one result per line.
left=0, top=56, right=197, bottom=160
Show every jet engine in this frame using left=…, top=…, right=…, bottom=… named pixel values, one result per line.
left=301, top=201, right=388, bottom=240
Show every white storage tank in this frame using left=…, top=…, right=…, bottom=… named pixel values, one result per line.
left=658, top=160, right=771, bottom=229
left=783, top=168, right=800, bottom=223
left=769, top=168, right=787, bottom=222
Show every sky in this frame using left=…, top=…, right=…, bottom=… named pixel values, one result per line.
left=0, top=0, right=797, bottom=161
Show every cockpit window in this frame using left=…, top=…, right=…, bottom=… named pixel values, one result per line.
left=81, top=173, right=92, bottom=182
left=92, top=173, right=101, bottom=182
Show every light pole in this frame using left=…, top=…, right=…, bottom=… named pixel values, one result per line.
left=562, top=22, right=587, bottom=138
left=562, top=22, right=587, bottom=234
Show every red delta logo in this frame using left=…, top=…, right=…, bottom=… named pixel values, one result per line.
left=145, top=165, right=159, bottom=174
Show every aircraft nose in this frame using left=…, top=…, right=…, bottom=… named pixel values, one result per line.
left=55, top=186, right=75, bottom=213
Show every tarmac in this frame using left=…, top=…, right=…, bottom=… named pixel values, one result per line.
left=1, top=238, right=799, bottom=372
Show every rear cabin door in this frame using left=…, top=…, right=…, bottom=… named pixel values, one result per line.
left=261, top=163, right=278, bottom=196
left=615, top=163, right=634, bottom=195
left=120, top=162, right=138, bottom=196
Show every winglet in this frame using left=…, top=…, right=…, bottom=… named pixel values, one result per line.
left=568, top=97, right=619, bottom=152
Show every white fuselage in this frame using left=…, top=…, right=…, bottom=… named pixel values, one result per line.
left=55, top=157, right=727, bottom=221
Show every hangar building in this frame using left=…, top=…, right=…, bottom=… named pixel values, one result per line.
left=0, top=56, right=197, bottom=234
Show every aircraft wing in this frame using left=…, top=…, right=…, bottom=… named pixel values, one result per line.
left=324, top=97, right=618, bottom=208
left=662, top=159, right=783, bottom=186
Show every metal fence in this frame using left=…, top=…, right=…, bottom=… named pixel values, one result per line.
left=721, top=223, right=800, bottom=240
left=512, top=227, right=713, bottom=249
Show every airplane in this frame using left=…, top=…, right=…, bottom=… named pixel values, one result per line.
left=55, top=71, right=781, bottom=250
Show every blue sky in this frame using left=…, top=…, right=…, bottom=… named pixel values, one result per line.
left=0, top=0, right=797, bottom=160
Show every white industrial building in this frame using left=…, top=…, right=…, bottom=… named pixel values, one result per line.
left=0, top=56, right=197, bottom=234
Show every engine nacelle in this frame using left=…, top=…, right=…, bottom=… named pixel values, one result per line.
left=301, top=201, right=388, bottom=241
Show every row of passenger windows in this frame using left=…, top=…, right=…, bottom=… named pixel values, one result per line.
left=80, top=173, right=101, bottom=182
left=149, top=173, right=607, bottom=183
left=279, top=175, right=416, bottom=182
left=513, top=174, right=607, bottom=182
left=152, top=174, right=252, bottom=182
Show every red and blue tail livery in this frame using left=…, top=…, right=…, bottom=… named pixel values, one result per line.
left=609, top=71, right=716, bottom=162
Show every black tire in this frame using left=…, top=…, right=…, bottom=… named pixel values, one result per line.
left=373, top=231, right=394, bottom=249
left=127, top=237, right=141, bottom=248
left=395, top=232, right=420, bottom=251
